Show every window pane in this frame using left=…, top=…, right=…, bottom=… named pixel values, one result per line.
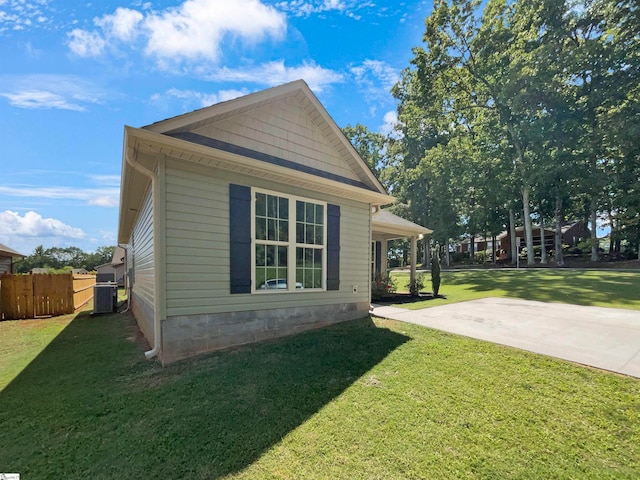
left=315, top=225, right=323, bottom=245
left=306, top=203, right=314, bottom=223
left=267, top=219, right=276, bottom=241
left=256, top=193, right=266, bottom=216
left=278, top=246, right=288, bottom=267
left=268, top=195, right=277, bottom=217
left=316, top=204, right=324, bottom=223
left=296, top=223, right=304, bottom=243
left=296, top=201, right=304, bottom=221
left=255, top=217, right=266, bottom=240
left=306, top=224, right=314, bottom=244
left=279, top=220, right=288, bottom=242
left=314, top=249, right=322, bottom=267
left=296, top=247, right=304, bottom=266
left=256, top=244, right=265, bottom=266
left=279, top=197, right=289, bottom=219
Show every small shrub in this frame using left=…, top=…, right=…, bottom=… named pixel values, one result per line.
left=409, top=273, right=425, bottom=297
left=431, top=248, right=441, bottom=296
left=371, top=274, right=397, bottom=301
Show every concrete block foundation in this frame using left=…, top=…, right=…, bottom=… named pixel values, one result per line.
left=159, top=301, right=370, bottom=364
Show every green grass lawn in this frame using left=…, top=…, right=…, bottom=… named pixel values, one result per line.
left=1, top=305, right=638, bottom=479
left=390, top=269, right=640, bottom=310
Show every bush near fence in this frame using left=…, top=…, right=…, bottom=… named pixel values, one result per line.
left=0, top=273, right=96, bottom=320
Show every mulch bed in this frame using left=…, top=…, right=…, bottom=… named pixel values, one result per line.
left=373, top=293, right=444, bottom=305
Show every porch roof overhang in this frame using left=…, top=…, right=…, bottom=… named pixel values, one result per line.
left=371, top=209, right=433, bottom=241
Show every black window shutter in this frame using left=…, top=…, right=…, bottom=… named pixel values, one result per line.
left=326, top=204, right=340, bottom=291
left=229, top=184, right=251, bottom=293
left=375, top=241, right=382, bottom=276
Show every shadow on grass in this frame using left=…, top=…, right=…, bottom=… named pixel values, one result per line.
left=446, top=270, right=640, bottom=306
left=0, top=310, right=409, bottom=479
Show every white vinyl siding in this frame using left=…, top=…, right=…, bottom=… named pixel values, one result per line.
left=164, top=159, right=371, bottom=317
left=131, top=185, right=154, bottom=309
left=192, top=95, right=360, bottom=183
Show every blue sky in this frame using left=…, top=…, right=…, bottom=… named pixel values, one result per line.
left=0, top=0, right=432, bottom=255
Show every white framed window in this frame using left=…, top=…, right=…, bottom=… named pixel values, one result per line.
left=252, top=188, right=326, bottom=293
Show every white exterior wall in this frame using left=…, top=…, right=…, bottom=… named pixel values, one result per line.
left=164, top=158, right=371, bottom=318
left=193, top=96, right=360, bottom=183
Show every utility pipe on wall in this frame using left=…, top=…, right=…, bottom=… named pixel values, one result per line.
left=124, top=147, right=162, bottom=360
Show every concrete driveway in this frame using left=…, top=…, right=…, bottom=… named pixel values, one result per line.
left=371, top=297, right=640, bottom=378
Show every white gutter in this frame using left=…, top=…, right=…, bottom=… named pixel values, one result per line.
left=124, top=147, right=162, bottom=360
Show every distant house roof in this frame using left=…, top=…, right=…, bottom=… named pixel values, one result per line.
left=72, top=268, right=90, bottom=275
left=31, top=268, right=48, bottom=274
left=0, top=243, right=25, bottom=258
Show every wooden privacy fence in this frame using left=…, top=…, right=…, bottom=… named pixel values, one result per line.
left=0, top=273, right=96, bottom=320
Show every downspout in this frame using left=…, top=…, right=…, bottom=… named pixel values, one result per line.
left=118, top=242, right=130, bottom=313
left=124, top=148, right=162, bottom=360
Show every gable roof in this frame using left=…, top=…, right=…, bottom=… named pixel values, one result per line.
left=0, top=243, right=25, bottom=258
left=143, top=79, right=385, bottom=194
left=119, top=80, right=393, bottom=243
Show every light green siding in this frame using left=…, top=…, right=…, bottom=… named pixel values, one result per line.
left=164, top=158, right=371, bottom=318
left=192, top=95, right=360, bottom=183
left=131, top=185, right=155, bottom=311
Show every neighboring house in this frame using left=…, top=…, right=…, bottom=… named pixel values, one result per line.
left=30, top=268, right=49, bottom=274
left=97, top=247, right=126, bottom=285
left=456, top=221, right=591, bottom=260
left=118, top=79, right=428, bottom=364
left=72, top=268, right=90, bottom=275
left=0, top=243, right=25, bottom=275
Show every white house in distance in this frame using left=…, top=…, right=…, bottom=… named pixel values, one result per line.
left=118, top=80, right=430, bottom=364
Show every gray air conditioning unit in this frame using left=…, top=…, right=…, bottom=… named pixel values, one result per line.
left=94, top=283, right=117, bottom=314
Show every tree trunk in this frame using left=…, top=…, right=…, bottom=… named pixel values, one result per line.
left=554, top=194, right=564, bottom=267
left=423, top=237, right=430, bottom=268
left=492, top=234, right=497, bottom=264
left=590, top=199, right=599, bottom=262
left=540, top=223, right=548, bottom=264
left=522, top=186, right=535, bottom=265
left=470, top=236, right=475, bottom=261
left=509, top=208, right=517, bottom=264
left=445, top=242, right=451, bottom=267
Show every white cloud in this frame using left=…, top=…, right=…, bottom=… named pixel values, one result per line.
left=0, top=210, right=85, bottom=239
left=350, top=59, right=399, bottom=97
left=380, top=110, right=401, bottom=137
left=205, top=60, right=344, bottom=92
left=0, top=0, right=52, bottom=33
left=0, top=185, right=119, bottom=208
left=0, top=90, right=85, bottom=111
left=67, top=0, right=287, bottom=67
left=161, top=87, right=249, bottom=108
left=0, top=74, right=105, bottom=111
left=275, top=0, right=374, bottom=19
left=94, top=7, right=143, bottom=42
left=67, top=28, right=106, bottom=57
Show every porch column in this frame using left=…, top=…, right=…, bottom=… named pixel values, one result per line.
left=410, top=235, right=417, bottom=287
left=381, top=239, right=388, bottom=275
